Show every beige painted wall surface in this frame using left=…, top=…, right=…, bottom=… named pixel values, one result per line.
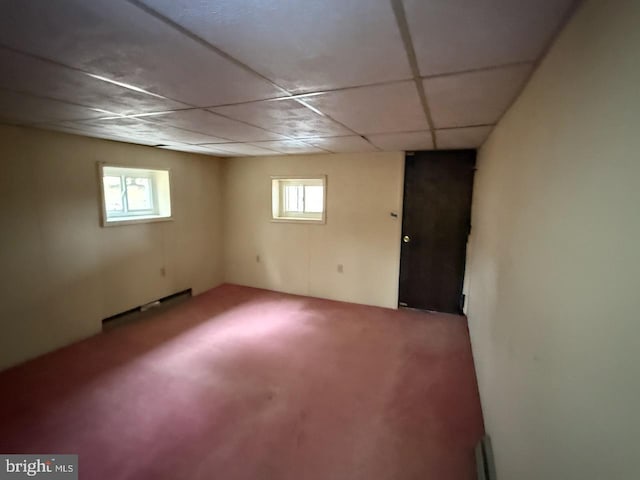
left=223, top=153, right=404, bottom=308
left=465, top=1, right=640, bottom=478
left=0, top=125, right=224, bottom=370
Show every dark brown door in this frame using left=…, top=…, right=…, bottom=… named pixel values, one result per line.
left=399, top=150, right=476, bottom=313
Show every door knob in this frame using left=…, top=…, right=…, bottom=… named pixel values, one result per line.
left=403, top=235, right=411, bottom=243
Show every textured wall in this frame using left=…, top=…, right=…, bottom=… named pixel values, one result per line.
left=465, top=1, right=640, bottom=478
left=0, top=125, right=224, bottom=370
left=223, top=152, right=404, bottom=308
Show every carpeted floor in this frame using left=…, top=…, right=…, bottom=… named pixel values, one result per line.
left=0, top=284, right=484, bottom=479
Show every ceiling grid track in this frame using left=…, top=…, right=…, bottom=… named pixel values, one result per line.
left=0, top=43, right=330, bottom=151
left=0, top=43, right=183, bottom=105
left=389, top=0, right=438, bottom=150
left=423, top=60, right=535, bottom=82
left=126, top=0, right=380, bottom=152
left=127, top=0, right=291, bottom=98
left=0, top=1, right=580, bottom=155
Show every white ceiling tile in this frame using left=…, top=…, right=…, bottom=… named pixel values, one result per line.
left=159, top=144, right=226, bottom=156
left=251, top=140, right=325, bottom=154
left=0, top=48, right=188, bottom=115
left=0, top=90, right=109, bottom=124
left=40, top=122, right=161, bottom=146
left=405, top=0, right=575, bottom=75
left=143, top=109, right=287, bottom=142
left=202, top=143, right=279, bottom=156
left=436, top=126, right=494, bottom=149
left=0, top=0, right=571, bottom=154
left=303, top=81, right=429, bottom=134
left=303, top=136, right=378, bottom=153
left=48, top=126, right=224, bottom=155
left=0, top=1, right=284, bottom=106
left=212, top=100, right=353, bottom=138
left=55, top=120, right=170, bottom=145
left=367, top=131, right=434, bottom=152
left=149, top=127, right=228, bottom=145
left=424, top=64, right=533, bottom=128
left=138, top=0, right=411, bottom=93
left=73, top=117, right=229, bottom=145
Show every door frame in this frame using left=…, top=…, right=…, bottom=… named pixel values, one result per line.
left=397, top=150, right=476, bottom=313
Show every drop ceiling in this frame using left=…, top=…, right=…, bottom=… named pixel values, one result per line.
left=0, top=0, right=576, bottom=157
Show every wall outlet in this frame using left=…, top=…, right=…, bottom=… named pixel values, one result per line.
left=337, top=264, right=344, bottom=273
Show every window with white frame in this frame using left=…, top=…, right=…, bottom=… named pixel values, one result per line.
left=272, top=176, right=326, bottom=223
left=99, top=164, right=172, bottom=226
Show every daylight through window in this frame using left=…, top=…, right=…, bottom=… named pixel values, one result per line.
left=100, top=165, right=172, bottom=226
left=272, top=176, right=326, bottom=223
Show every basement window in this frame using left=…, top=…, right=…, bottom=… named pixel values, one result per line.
left=99, top=164, right=172, bottom=226
left=272, top=176, right=326, bottom=223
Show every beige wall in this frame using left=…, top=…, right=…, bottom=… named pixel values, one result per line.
left=0, top=125, right=224, bottom=370
left=465, top=1, right=640, bottom=478
left=222, top=153, right=404, bottom=308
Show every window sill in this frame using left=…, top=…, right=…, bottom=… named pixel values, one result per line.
left=102, top=215, right=173, bottom=227
left=271, top=217, right=326, bottom=225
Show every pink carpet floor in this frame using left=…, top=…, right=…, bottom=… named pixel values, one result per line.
left=0, top=284, right=484, bottom=479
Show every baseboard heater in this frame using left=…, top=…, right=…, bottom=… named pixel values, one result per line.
left=102, top=288, right=192, bottom=328
left=476, top=435, right=497, bottom=480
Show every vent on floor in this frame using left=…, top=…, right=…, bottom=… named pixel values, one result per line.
left=102, top=288, right=192, bottom=331
left=476, top=435, right=497, bottom=480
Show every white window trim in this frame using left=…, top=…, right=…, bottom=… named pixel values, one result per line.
left=98, top=163, right=174, bottom=227
left=271, top=175, right=327, bottom=224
